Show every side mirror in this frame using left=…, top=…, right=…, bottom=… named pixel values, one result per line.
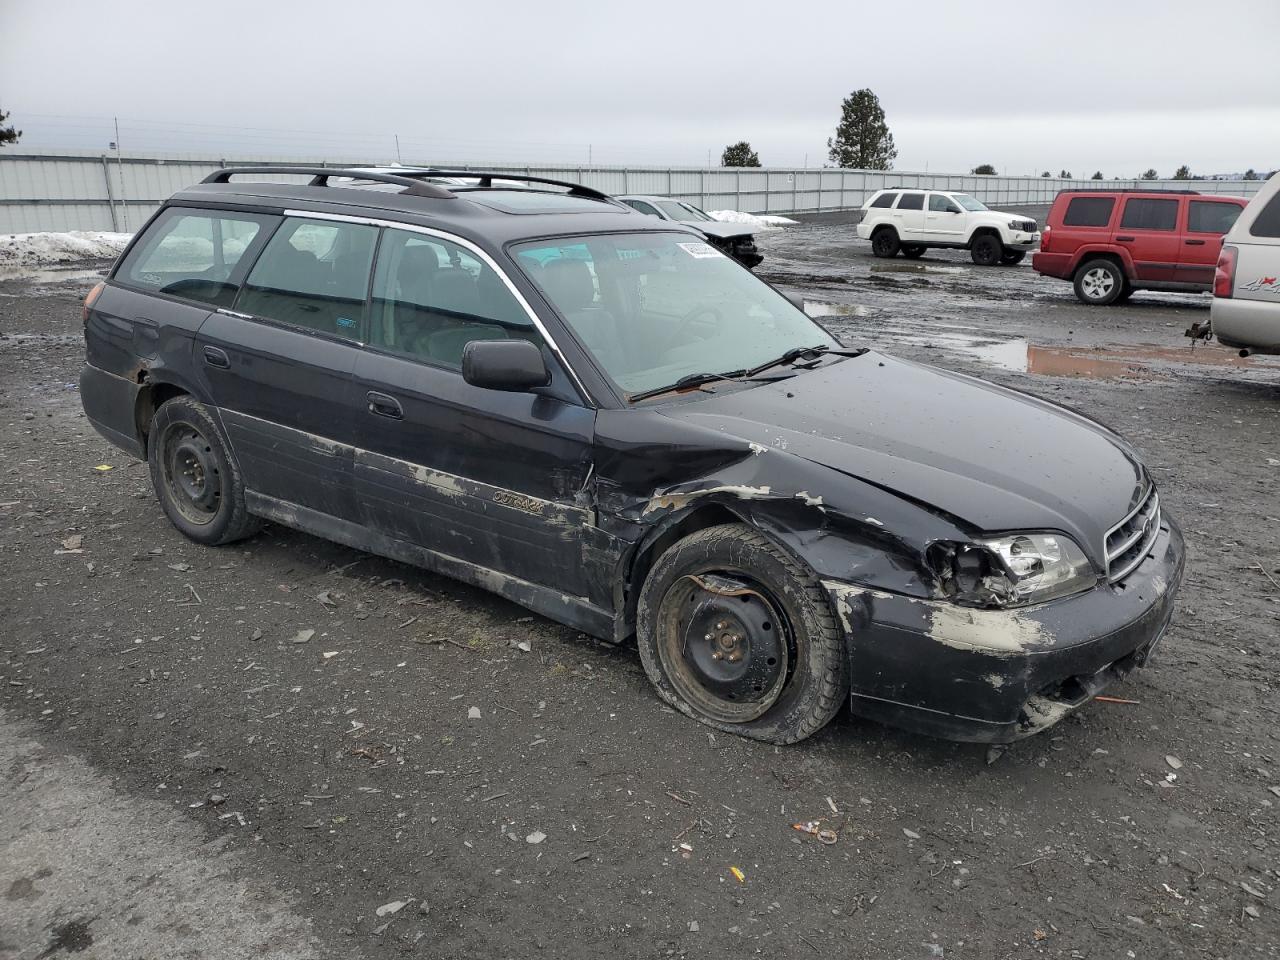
left=947, top=207, right=961, bottom=214
left=461, top=339, right=550, bottom=392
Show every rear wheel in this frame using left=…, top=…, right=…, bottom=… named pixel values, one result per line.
left=871, top=228, right=900, bottom=258
left=970, top=233, right=1003, bottom=266
left=901, top=244, right=926, bottom=259
left=1072, top=259, right=1125, bottom=305
left=1000, top=249, right=1026, bottom=265
left=147, top=395, right=261, bottom=545
left=636, top=523, right=848, bottom=744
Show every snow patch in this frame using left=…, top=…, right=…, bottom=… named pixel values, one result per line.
left=0, top=231, right=132, bottom=266
left=707, top=210, right=797, bottom=230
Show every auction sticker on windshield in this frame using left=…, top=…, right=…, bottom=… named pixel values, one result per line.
left=677, top=241, right=724, bottom=259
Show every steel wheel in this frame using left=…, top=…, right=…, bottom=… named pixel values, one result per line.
left=655, top=572, right=794, bottom=723
left=160, top=423, right=222, bottom=525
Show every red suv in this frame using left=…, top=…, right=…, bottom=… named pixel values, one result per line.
left=1033, top=190, right=1247, bottom=305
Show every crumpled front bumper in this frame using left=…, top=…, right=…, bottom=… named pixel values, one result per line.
left=823, top=516, right=1186, bottom=743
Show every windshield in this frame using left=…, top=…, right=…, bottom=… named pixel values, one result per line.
left=677, top=202, right=713, bottom=221
left=514, top=233, right=837, bottom=397
left=953, top=194, right=987, bottom=211
left=657, top=200, right=700, bottom=221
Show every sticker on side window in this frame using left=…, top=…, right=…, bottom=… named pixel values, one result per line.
left=677, top=241, right=724, bottom=259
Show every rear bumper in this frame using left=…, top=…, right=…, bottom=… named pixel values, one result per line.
left=855, top=223, right=872, bottom=241
left=1210, top=296, right=1280, bottom=353
left=80, top=362, right=144, bottom=458
left=1032, top=251, right=1074, bottom=279
left=824, top=516, right=1185, bottom=743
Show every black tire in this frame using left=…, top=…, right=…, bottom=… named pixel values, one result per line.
left=901, top=244, right=926, bottom=259
left=870, top=228, right=900, bottom=258
left=1000, top=249, right=1026, bottom=265
left=636, top=523, right=849, bottom=745
left=1115, top=282, right=1135, bottom=302
left=1072, top=258, right=1126, bottom=306
left=970, top=232, right=1003, bottom=266
left=147, top=395, right=261, bottom=546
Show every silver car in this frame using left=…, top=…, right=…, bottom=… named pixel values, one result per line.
left=618, top=195, right=763, bottom=268
left=1207, top=172, right=1280, bottom=355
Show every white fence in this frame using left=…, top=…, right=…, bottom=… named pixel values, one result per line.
left=0, top=150, right=1267, bottom=234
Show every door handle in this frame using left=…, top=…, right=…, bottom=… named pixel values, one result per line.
left=1184, top=238, right=1206, bottom=246
left=366, top=391, right=403, bottom=420
left=1115, top=235, right=1135, bottom=242
left=203, top=346, right=230, bottom=369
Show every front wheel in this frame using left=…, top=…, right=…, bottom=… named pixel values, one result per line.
left=1072, top=259, right=1126, bottom=305
left=970, top=233, right=1003, bottom=266
left=147, top=395, right=261, bottom=545
left=871, top=228, right=900, bottom=258
left=636, top=524, right=849, bottom=744
left=1000, top=249, right=1026, bottom=265
left=901, top=244, right=926, bottom=259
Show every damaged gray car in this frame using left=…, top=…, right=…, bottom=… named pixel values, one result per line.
left=80, top=168, right=1185, bottom=745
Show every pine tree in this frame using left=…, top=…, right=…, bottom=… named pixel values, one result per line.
left=1091, top=171, right=1104, bottom=179
left=1173, top=164, right=1192, bottom=180
left=720, top=141, right=761, bottom=167
left=827, top=89, right=896, bottom=170
left=972, top=164, right=997, bottom=175
left=0, top=107, right=21, bottom=148
left=1141, top=168, right=1159, bottom=180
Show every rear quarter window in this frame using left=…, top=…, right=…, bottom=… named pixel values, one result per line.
left=117, top=208, right=274, bottom=307
left=869, top=192, right=897, bottom=209
left=1249, top=191, right=1280, bottom=238
left=1062, top=196, right=1115, bottom=227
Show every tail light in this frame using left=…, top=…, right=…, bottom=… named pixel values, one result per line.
left=83, top=281, right=105, bottom=324
left=1040, top=224, right=1051, bottom=253
left=1213, top=245, right=1237, bottom=298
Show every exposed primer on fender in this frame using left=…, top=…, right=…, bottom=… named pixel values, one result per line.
left=748, top=442, right=768, bottom=456
left=821, top=580, right=1048, bottom=657
left=642, top=484, right=773, bottom=515
left=794, top=491, right=824, bottom=508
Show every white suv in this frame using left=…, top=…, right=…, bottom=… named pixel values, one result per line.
left=856, top=189, right=1040, bottom=266
left=1205, top=172, right=1280, bottom=356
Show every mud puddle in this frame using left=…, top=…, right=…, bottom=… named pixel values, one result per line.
left=868, top=262, right=969, bottom=276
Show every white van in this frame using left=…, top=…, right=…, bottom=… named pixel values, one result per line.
left=1207, top=172, right=1280, bottom=355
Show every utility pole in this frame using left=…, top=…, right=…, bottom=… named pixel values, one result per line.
left=113, top=117, right=128, bottom=231
left=588, top=144, right=592, bottom=167
left=395, top=134, right=402, bottom=164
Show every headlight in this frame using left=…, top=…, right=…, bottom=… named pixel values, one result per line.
left=928, top=534, right=1097, bottom=607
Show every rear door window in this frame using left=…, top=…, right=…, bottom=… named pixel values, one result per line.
left=369, top=229, right=534, bottom=369
left=117, top=208, right=274, bottom=307
left=236, top=217, right=378, bottom=341
left=896, top=193, right=924, bottom=210
left=1062, top=196, right=1115, bottom=227
left=869, top=192, right=897, bottom=208
left=1120, top=198, right=1179, bottom=231
left=1187, top=201, right=1243, bottom=235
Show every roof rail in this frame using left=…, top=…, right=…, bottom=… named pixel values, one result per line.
left=201, top=166, right=616, bottom=203
left=1056, top=187, right=1201, bottom=196
left=416, top=170, right=614, bottom=201
left=201, top=167, right=456, bottom=199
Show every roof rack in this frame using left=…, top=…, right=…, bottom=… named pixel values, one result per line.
left=1058, top=187, right=1201, bottom=195
left=202, top=167, right=456, bottom=198
left=201, top=166, right=615, bottom=203
left=415, top=170, right=615, bottom=202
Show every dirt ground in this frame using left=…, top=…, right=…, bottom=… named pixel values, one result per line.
left=2, top=225, right=1278, bottom=960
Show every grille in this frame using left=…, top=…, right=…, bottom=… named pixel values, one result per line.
left=1105, top=486, right=1161, bottom=582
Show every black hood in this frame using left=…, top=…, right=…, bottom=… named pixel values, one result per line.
left=656, top=352, right=1146, bottom=564
left=691, top=221, right=754, bottom=241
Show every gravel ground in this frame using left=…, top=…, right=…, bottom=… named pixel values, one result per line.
left=2, top=226, right=1278, bottom=960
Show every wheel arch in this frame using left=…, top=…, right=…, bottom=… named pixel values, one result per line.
left=134, top=374, right=205, bottom=455
left=966, top=225, right=1003, bottom=248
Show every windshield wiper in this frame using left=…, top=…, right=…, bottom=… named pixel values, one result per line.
left=745, top=344, right=831, bottom=377
left=628, top=369, right=747, bottom=403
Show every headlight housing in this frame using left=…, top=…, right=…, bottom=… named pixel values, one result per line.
left=928, top=533, right=1097, bottom=608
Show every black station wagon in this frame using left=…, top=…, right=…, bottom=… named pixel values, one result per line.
left=80, top=167, right=1186, bottom=744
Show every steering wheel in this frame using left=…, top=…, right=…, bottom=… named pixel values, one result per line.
left=680, top=304, right=725, bottom=340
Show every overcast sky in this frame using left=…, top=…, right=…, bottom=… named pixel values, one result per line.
left=2, top=0, right=1276, bottom=177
